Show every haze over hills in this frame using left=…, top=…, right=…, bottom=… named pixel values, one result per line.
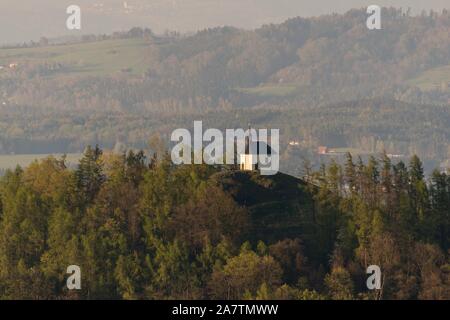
left=0, top=7, right=449, bottom=175
left=1, top=0, right=449, bottom=44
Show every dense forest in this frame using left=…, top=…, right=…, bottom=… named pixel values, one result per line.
left=0, top=146, right=448, bottom=299
left=0, top=8, right=449, bottom=169
left=0, top=8, right=449, bottom=300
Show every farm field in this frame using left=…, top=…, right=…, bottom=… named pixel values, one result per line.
left=0, top=38, right=153, bottom=76
left=407, top=65, right=450, bottom=91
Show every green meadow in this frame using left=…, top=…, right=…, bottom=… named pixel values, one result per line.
left=237, top=84, right=298, bottom=97
left=0, top=38, right=153, bottom=76
left=407, top=65, right=450, bottom=91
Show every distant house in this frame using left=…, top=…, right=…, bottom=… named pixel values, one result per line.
left=9, top=63, right=18, bottom=69
left=317, top=146, right=328, bottom=155
left=240, top=135, right=273, bottom=172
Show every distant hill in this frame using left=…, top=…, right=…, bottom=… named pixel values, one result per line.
left=2, top=9, right=449, bottom=104
left=0, top=8, right=449, bottom=171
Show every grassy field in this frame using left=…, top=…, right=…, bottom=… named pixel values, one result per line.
left=407, top=65, right=450, bottom=91
left=0, top=38, right=153, bottom=76
left=237, top=84, right=298, bottom=97
left=0, top=153, right=82, bottom=170
left=327, top=147, right=368, bottom=155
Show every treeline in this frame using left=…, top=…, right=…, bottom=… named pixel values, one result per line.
left=0, top=146, right=448, bottom=299
left=1, top=27, right=156, bottom=50
left=1, top=98, right=450, bottom=170
left=304, top=152, right=450, bottom=299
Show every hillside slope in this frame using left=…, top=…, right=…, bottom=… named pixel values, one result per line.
left=211, top=170, right=316, bottom=244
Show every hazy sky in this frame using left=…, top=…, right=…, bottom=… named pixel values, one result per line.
left=0, top=0, right=449, bottom=44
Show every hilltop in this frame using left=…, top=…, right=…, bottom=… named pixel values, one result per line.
left=211, top=170, right=314, bottom=243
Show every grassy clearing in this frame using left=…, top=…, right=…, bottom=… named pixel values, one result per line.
left=0, top=38, right=152, bottom=76
left=407, top=65, right=450, bottom=91
left=328, top=148, right=368, bottom=155
left=237, top=84, right=298, bottom=97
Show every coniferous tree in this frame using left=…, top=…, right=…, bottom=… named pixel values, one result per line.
left=75, top=145, right=105, bottom=206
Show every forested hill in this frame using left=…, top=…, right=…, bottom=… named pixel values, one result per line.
left=0, top=148, right=448, bottom=299
left=0, top=8, right=449, bottom=165
left=210, top=170, right=312, bottom=243
left=2, top=8, right=449, bottom=108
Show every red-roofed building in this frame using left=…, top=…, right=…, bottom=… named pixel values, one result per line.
left=317, top=146, right=328, bottom=155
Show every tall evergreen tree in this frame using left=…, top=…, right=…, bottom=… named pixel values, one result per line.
left=75, top=145, right=105, bottom=206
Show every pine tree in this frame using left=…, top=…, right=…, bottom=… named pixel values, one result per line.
left=408, top=155, right=430, bottom=239
left=75, top=145, right=105, bottom=206
left=429, top=171, right=450, bottom=250
left=380, top=152, right=394, bottom=218
left=343, top=153, right=355, bottom=192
